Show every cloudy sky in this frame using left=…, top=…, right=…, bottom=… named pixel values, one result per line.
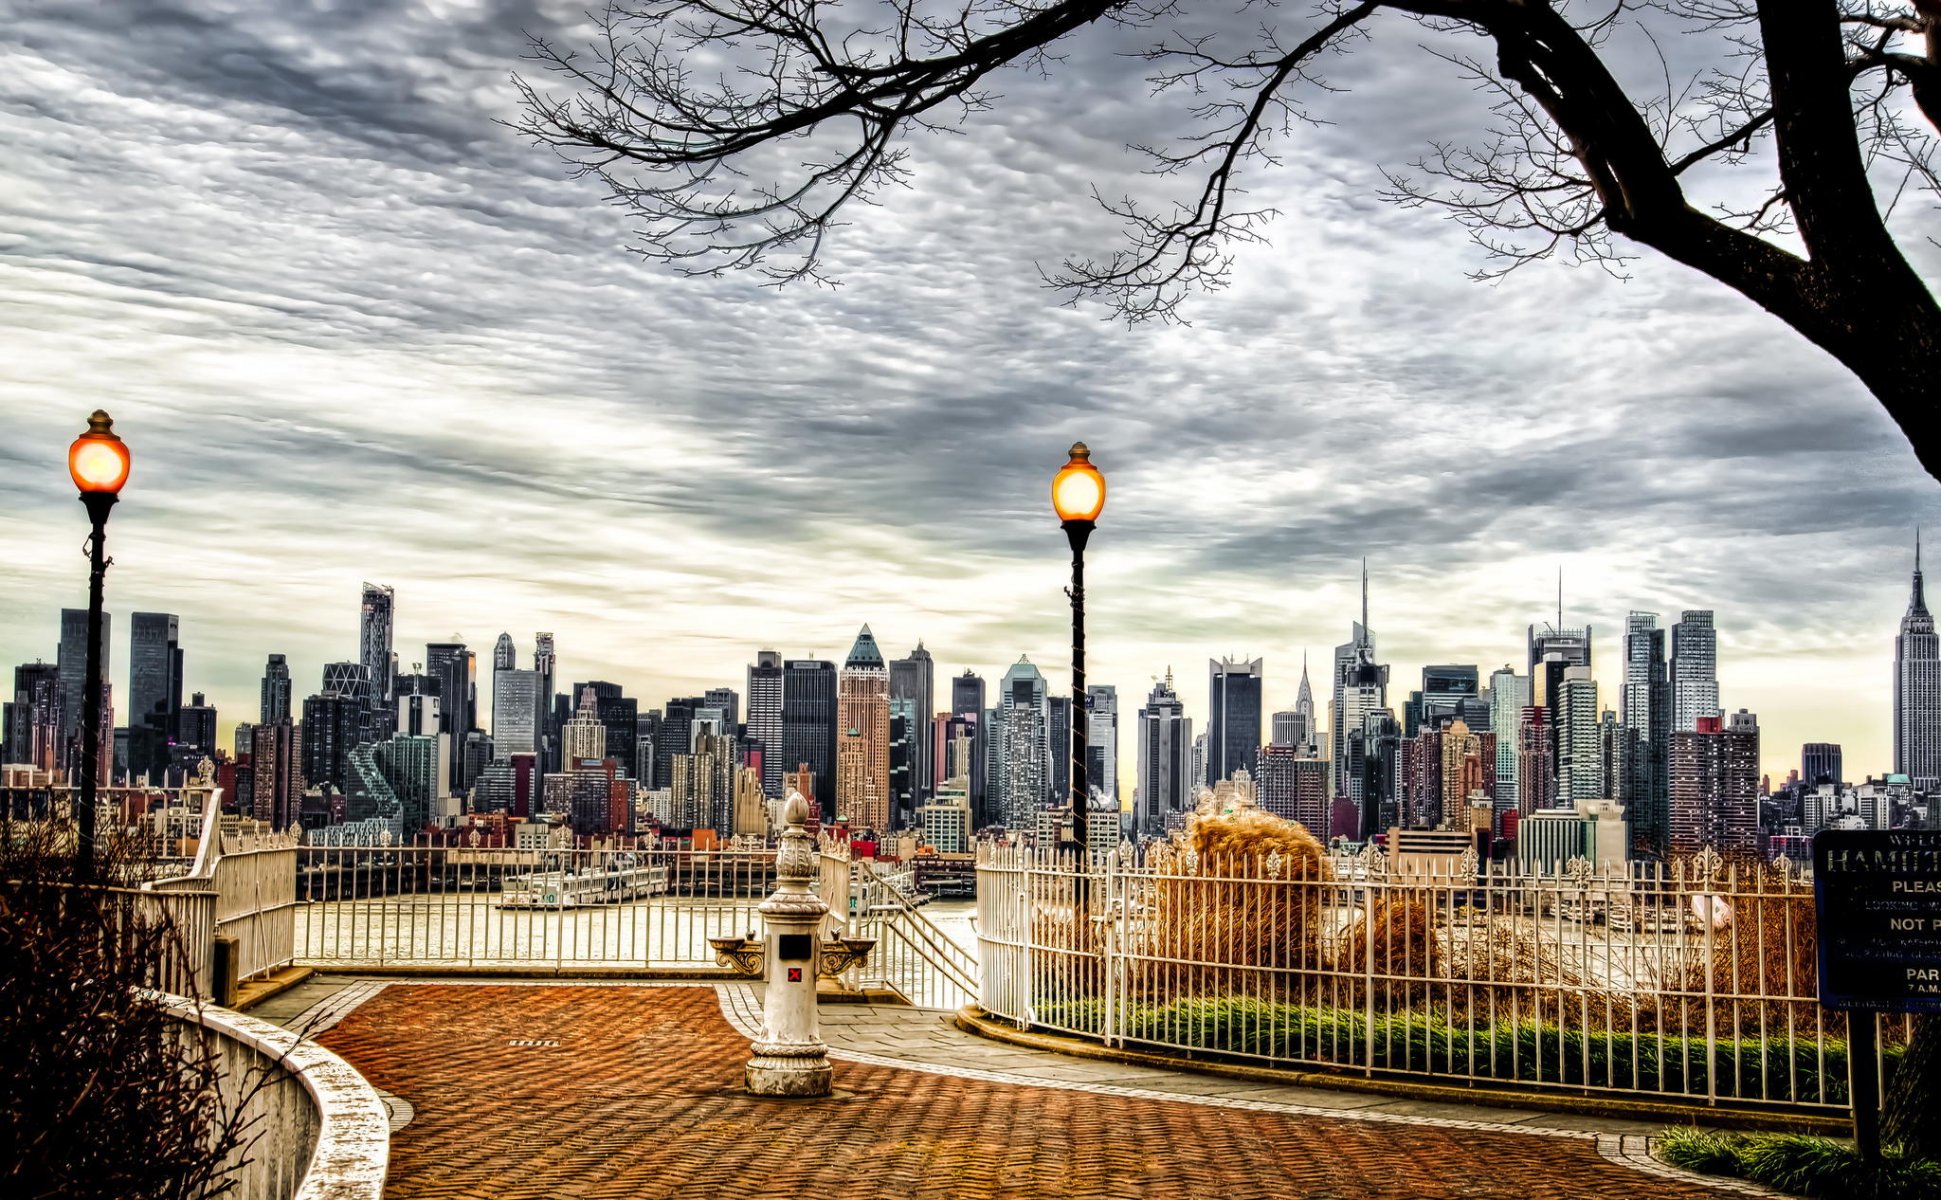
left=3, top=0, right=1938, bottom=795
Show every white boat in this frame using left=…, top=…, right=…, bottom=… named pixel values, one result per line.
left=498, top=860, right=669, bottom=908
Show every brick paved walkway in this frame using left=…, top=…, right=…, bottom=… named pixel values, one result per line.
left=301, top=982, right=1755, bottom=1200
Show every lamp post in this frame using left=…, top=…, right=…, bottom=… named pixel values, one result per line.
left=68, top=410, right=131, bottom=883
left=1051, top=442, right=1105, bottom=862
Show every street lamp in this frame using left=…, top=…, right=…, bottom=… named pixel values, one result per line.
left=68, top=410, right=130, bottom=883
left=1051, top=442, right=1105, bottom=862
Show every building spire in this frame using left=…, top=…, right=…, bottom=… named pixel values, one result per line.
left=1557, top=565, right=1564, bottom=630
left=1915, top=528, right=1930, bottom=615
left=1360, top=557, right=1370, bottom=645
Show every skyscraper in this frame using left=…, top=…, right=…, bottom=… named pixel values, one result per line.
left=1331, top=563, right=1388, bottom=799
left=1295, top=652, right=1316, bottom=746
left=534, top=633, right=558, bottom=773
left=1255, top=742, right=1329, bottom=835
left=563, top=686, right=607, bottom=762
left=426, top=642, right=476, bottom=787
left=4, top=662, right=62, bottom=771
left=1802, top=742, right=1844, bottom=787
left=1487, top=666, right=1527, bottom=809
left=782, top=659, right=839, bottom=815
left=1085, top=684, right=1118, bottom=807
left=1620, top=612, right=1672, bottom=855
left=951, top=671, right=988, bottom=825
left=1516, top=706, right=1555, bottom=816
left=573, top=681, right=639, bottom=778
left=1671, top=610, right=1720, bottom=733
left=127, top=612, right=181, bottom=738
left=250, top=719, right=300, bottom=829
left=1206, top=657, right=1264, bottom=788
left=490, top=634, right=542, bottom=759
left=993, top=656, right=1050, bottom=831
left=58, top=606, right=110, bottom=747
left=1894, top=536, right=1941, bottom=791
left=178, top=692, right=217, bottom=753
left=360, top=583, right=396, bottom=710
left=1669, top=710, right=1760, bottom=855
left=260, top=653, right=293, bottom=724
left=747, top=650, right=784, bottom=797
left=658, top=697, right=701, bottom=789
left=836, top=626, right=891, bottom=831
left=1557, top=666, right=1604, bottom=803
left=890, top=642, right=935, bottom=804
left=1134, top=670, right=1190, bottom=838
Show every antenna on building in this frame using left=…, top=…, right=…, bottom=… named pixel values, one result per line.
left=1557, top=565, right=1564, bottom=630
left=1360, top=557, right=1369, bottom=640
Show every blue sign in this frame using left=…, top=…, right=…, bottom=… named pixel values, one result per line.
left=1813, top=830, right=1941, bottom=1013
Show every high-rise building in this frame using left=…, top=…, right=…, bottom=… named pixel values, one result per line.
left=703, top=686, right=741, bottom=734
left=490, top=632, right=542, bottom=759
left=1134, top=670, right=1191, bottom=838
left=1802, top=742, right=1844, bottom=787
left=1557, top=667, right=1604, bottom=803
left=261, top=653, right=292, bottom=724
left=1255, top=743, right=1329, bottom=836
left=250, top=720, right=300, bottom=829
left=1894, top=537, right=1941, bottom=791
left=563, top=686, right=607, bottom=761
left=888, top=695, right=917, bottom=828
left=890, top=643, right=935, bottom=804
left=573, top=681, right=639, bottom=778
left=1487, top=666, right=1527, bottom=809
left=300, top=687, right=364, bottom=796
left=58, top=606, right=111, bottom=747
left=1271, top=711, right=1303, bottom=748
left=1669, top=710, right=1760, bottom=855
left=533, top=633, right=559, bottom=773
left=747, top=650, right=784, bottom=796
left=1295, top=652, right=1316, bottom=747
left=128, top=612, right=181, bottom=741
left=1620, top=612, right=1672, bottom=856
left=992, top=656, right=1050, bottom=830
left=178, top=692, right=218, bottom=753
left=5, top=662, right=63, bottom=771
left=372, top=733, right=449, bottom=833
left=1085, top=684, right=1118, bottom=807
left=1516, top=706, right=1555, bottom=816
left=836, top=626, right=891, bottom=831
left=673, top=732, right=737, bottom=834
left=951, top=671, right=988, bottom=825
left=1047, top=695, right=1072, bottom=812
left=782, top=660, right=838, bottom=814
left=1671, top=610, right=1720, bottom=734
left=1206, top=657, right=1264, bottom=788
left=359, top=583, right=396, bottom=711
left=1331, top=563, right=1388, bottom=799
left=426, top=642, right=476, bottom=788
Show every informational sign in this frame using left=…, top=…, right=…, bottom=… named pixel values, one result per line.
left=1813, top=830, right=1941, bottom=1013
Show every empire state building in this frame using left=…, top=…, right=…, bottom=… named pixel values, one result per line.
left=1894, top=535, right=1941, bottom=791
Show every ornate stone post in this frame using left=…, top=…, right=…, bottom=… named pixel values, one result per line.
left=745, top=793, right=833, bottom=1095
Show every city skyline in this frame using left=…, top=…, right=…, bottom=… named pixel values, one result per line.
left=5, top=6, right=1941, bottom=799
left=1, top=552, right=1930, bottom=796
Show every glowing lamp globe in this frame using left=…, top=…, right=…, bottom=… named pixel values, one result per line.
left=68, top=411, right=130, bottom=496
left=1051, top=442, right=1105, bottom=524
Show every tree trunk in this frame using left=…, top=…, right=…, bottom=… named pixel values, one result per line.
left=1884, top=1013, right=1941, bottom=1159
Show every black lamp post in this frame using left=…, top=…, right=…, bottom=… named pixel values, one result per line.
left=67, top=410, right=131, bottom=883
left=1051, top=442, right=1105, bottom=861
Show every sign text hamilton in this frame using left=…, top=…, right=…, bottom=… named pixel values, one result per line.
left=1813, top=830, right=1941, bottom=1013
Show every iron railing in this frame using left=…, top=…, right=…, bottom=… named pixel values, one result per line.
left=975, top=842, right=1907, bottom=1114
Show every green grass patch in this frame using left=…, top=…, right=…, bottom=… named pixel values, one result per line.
left=1658, top=1128, right=1941, bottom=1200
left=1034, top=994, right=1903, bottom=1104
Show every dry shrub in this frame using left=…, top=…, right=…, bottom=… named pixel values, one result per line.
left=1336, top=894, right=1441, bottom=1003
left=1671, top=866, right=1828, bottom=1038
left=1128, top=803, right=1331, bottom=999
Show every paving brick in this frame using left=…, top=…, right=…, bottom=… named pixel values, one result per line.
left=317, top=984, right=1740, bottom=1200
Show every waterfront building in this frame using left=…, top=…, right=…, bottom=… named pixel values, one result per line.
left=1671, top=610, right=1720, bottom=733
left=1668, top=710, right=1760, bottom=855
left=1894, top=537, right=1941, bottom=790
left=992, top=656, right=1050, bottom=831
left=890, top=643, right=935, bottom=804
left=1134, top=670, right=1190, bottom=838
left=1086, top=684, right=1118, bottom=807
left=359, top=583, right=396, bottom=713
left=918, top=781, right=973, bottom=853
left=1206, top=656, right=1264, bottom=788
left=747, top=651, right=784, bottom=796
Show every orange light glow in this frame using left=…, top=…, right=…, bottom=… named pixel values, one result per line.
left=68, top=410, right=131, bottom=495
left=1051, top=441, right=1105, bottom=523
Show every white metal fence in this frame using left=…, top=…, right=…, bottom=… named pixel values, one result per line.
left=976, top=842, right=1908, bottom=1114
